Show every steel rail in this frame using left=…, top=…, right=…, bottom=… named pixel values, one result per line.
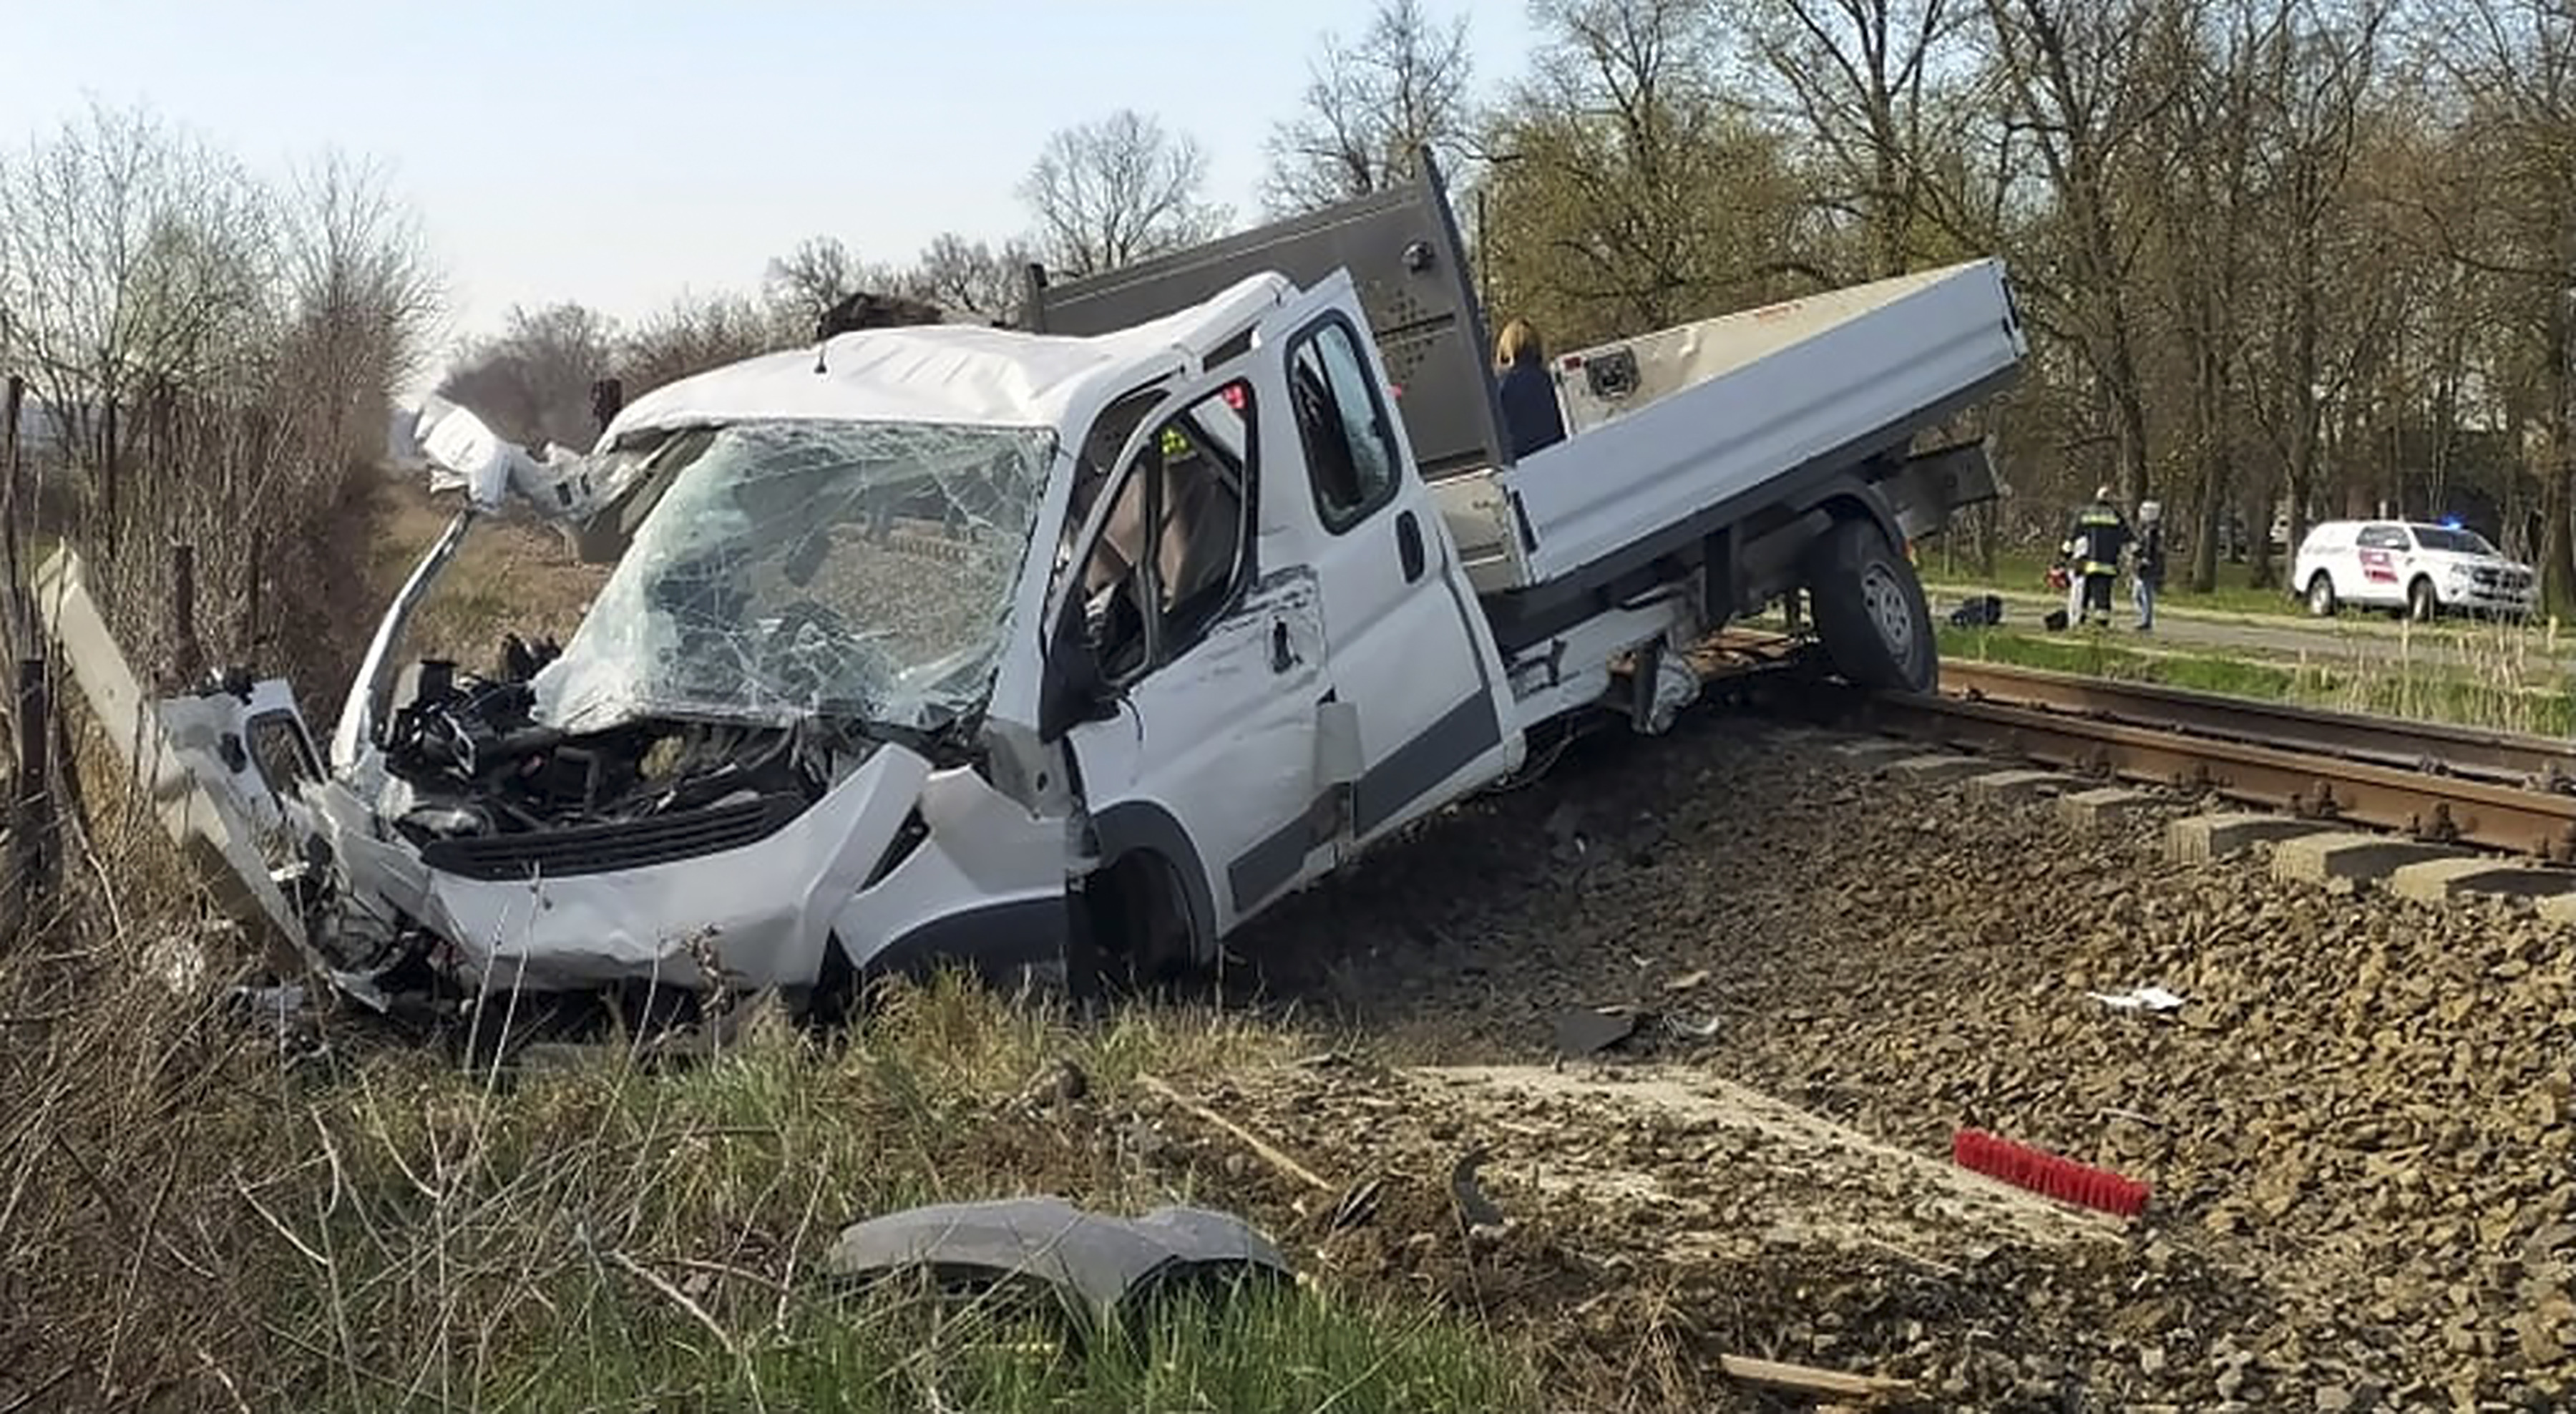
left=1863, top=691, right=2576, bottom=861
left=1936, top=660, right=2576, bottom=789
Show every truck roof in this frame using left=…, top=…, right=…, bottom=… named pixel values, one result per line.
left=598, top=271, right=1298, bottom=445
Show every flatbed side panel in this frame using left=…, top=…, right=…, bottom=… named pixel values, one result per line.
left=1504, top=260, right=2024, bottom=587
left=1020, top=157, right=1508, bottom=482
left=1475, top=364, right=2017, bottom=655
left=1554, top=262, right=1985, bottom=435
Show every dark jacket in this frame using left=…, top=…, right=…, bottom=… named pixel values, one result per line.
left=1497, top=360, right=1566, bottom=461
left=2135, top=524, right=2166, bottom=587
left=2064, top=501, right=2131, bottom=576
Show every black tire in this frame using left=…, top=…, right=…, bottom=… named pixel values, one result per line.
left=1086, top=853, right=1204, bottom=995
left=2306, top=574, right=2338, bottom=618
left=2406, top=577, right=2439, bottom=623
left=1806, top=517, right=1938, bottom=693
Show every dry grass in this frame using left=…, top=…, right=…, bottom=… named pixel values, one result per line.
left=1, top=476, right=1546, bottom=1412
left=361, top=477, right=610, bottom=669
left=1, top=910, right=1541, bottom=1411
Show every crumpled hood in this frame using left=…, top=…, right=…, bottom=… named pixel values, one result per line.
left=417, top=742, right=932, bottom=991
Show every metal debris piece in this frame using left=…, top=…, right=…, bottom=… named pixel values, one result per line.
left=1448, top=1147, right=1512, bottom=1239
left=2087, top=985, right=2186, bottom=1014
left=1553, top=1006, right=1640, bottom=1057
left=824, top=1196, right=1290, bottom=1326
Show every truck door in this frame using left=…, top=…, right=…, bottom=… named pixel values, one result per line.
left=1269, top=286, right=1513, bottom=851
left=1053, top=364, right=1336, bottom=951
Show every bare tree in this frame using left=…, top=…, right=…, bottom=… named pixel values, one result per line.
left=763, top=235, right=896, bottom=338
left=0, top=100, right=274, bottom=474
left=1747, top=0, right=1978, bottom=278
left=1478, top=0, right=1815, bottom=342
left=0, top=100, right=442, bottom=682
left=2414, top=0, right=2576, bottom=608
left=616, top=291, right=781, bottom=396
left=902, top=232, right=1033, bottom=322
left=437, top=303, right=617, bottom=449
left=278, top=149, right=442, bottom=466
left=2235, top=0, right=2389, bottom=584
left=1979, top=0, right=2181, bottom=511
left=1020, top=110, right=1226, bottom=277
left=1263, top=0, right=1477, bottom=213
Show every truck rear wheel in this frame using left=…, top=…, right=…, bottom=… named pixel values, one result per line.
left=1807, top=518, right=1938, bottom=694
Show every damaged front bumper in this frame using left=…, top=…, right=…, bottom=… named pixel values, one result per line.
left=34, top=529, right=1071, bottom=1008
left=385, top=742, right=1070, bottom=995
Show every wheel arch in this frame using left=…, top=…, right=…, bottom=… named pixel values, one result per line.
left=1086, top=801, right=1216, bottom=960
left=1802, top=479, right=1907, bottom=555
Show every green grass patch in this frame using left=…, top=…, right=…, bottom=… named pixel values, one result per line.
left=1920, top=545, right=2301, bottom=619
left=469, top=1278, right=1528, bottom=1414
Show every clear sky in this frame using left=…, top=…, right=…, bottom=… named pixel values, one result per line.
left=2, top=0, right=1533, bottom=376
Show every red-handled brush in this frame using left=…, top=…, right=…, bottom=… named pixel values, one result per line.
left=1953, top=1128, right=2151, bottom=1219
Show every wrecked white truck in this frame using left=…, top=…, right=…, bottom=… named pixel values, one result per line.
left=45, top=155, right=2025, bottom=1013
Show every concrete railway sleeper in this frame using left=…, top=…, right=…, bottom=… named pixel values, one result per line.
left=1855, top=691, right=2576, bottom=862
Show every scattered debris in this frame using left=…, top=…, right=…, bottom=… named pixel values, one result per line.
left=1448, top=1146, right=1511, bottom=1240
left=1952, top=1128, right=2150, bottom=1219
left=825, top=1196, right=1291, bottom=1329
left=1139, top=1074, right=1335, bottom=1195
left=1551, top=1006, right=1639, bottom=1057
left=1947, top=594, right=2004, bottom=628
left=1664, top=1013, right=1723, bottom=1040
left=1717, top=1352, right=1913, bottom=1402
left=1013, top=1057, right=1091, bottom=1118
left=2086, top=984, right=2186, bottom=1013
left=1663, top=967, right=1709, bottom=993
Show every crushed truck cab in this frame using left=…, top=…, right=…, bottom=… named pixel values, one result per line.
left=43, top=156, right=2024, bottom=1009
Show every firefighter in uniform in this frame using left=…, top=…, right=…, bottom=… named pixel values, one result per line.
left=2060, top=485, right=2132, bottom=628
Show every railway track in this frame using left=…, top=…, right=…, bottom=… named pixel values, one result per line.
left=1858, top=659, right=2576, bottom=862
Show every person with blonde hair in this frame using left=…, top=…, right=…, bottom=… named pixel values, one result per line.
left=1493, top=317, right=1566, bottom=460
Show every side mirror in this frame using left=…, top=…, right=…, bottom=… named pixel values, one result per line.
left=1037, top=600, right=1117, bottom=742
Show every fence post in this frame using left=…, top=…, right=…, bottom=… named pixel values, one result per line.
left=244, top=525, right=264, bottom=657
left=101, top=395, right=120, bottom=558
left=2, top=373, right=22, bottom=653
left=11, top=656, right=52, bottom=917
left=171, top=542, right=202, bottom=688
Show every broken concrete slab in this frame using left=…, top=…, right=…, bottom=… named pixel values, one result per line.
left=2540, top=893, right=2576, bottom=927
left=2164, top=812, right=2333, bottom=864
left=1966, top=769, right=2074, bottom=804
left=1884, top=753, right=1994, bottom=784
left=2059, top=786, right=2157, bottom=830
left=2271, top=831, right=2463, bottom=886
left=2388, top=857, right=2576, bottom=906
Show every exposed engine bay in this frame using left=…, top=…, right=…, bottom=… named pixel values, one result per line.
left=372, top=633, right=897, bottom=882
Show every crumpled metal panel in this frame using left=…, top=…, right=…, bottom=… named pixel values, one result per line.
left=824, top=1196, right=1290, bottom=1322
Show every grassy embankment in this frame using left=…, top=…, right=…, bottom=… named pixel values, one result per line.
left=1, top=478, right=1546, bottom=1413
left=1917, top=543, right=2303, bottom=619
left=1938, top=618, right=2576, bottom=736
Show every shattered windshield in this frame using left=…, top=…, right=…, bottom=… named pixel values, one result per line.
left=533, top=420, right=1055, bottom=733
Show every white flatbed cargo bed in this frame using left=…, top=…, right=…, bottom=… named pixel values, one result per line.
left=1434, top=260, right=2024, bottom=601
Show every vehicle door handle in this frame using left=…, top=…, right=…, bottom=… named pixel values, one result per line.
left=1271, top=620, right=1297, bottom=673
left=1395, top=509, right=1425, bottom=582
